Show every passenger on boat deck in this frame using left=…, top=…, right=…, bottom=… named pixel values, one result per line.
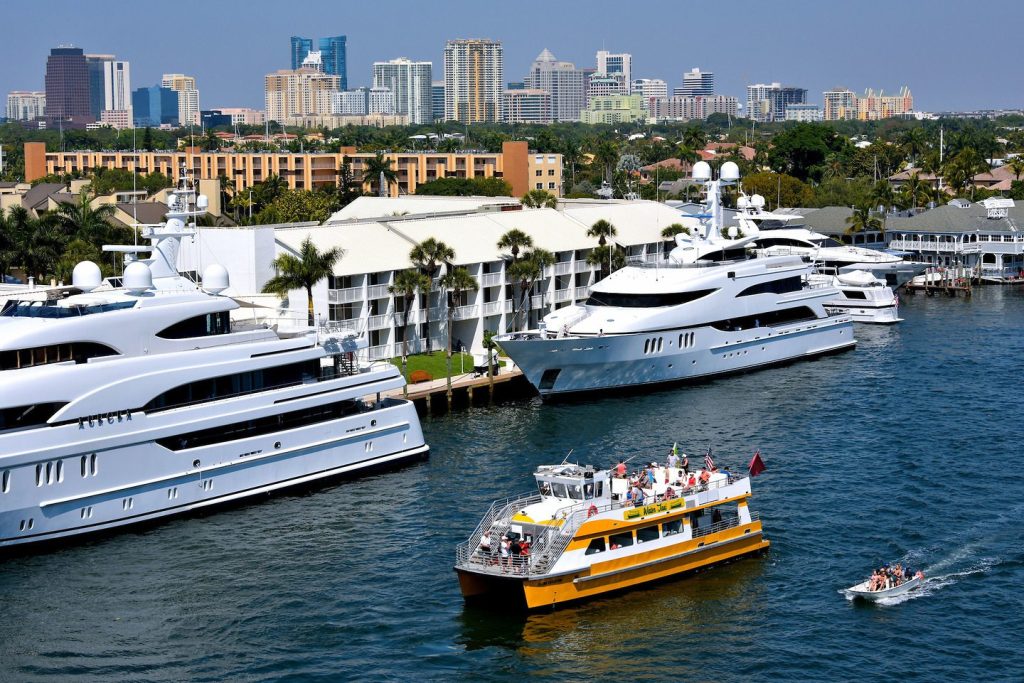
left=500, top=536, right=511, bottom=569
left=632, top=485, right=645, bottom=507
left=682, top=454, right=689, bottom=473
left=646, top=463, right=657, bottom=486
left=637, top=468, right=650, bottom=488
left=686, top=473, right=697, bottom=489
left=615, top=460, right=627, bottom=478
left=663, top=486, right=675, bottom=500
left=667, top=450, right=679, bottom=470
left=699, top=469, right=711, bottom=487
left=479, top=530, right=493, bottom=554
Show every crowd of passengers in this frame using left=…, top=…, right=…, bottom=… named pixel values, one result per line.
left=614, top=449, right=729, bottom=508
left=869, top=563, right=925, bottom=591
left=476, top=529, right=531, bottom=573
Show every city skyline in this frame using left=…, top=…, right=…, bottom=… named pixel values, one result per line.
left=1, top=1, right=1023, bottom=114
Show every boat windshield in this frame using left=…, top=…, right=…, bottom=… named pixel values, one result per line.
left=0, top=300, right=137, bottom=318
left=812, top=238, right=844, bottom=248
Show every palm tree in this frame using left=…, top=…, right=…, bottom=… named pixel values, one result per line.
left=844, top=205, right=883, bottom=242
left=661, top=223, right=690, bottom=240
left=388, top=269, right=431, bottom=395
left=409, top=237, right=455, bottom=353
left=591, top=140, right=619, bottom=183
left=561, top=139, right=582, bottom=190
left=586, top=244, right=626, bottom=278
left=1008, top=156, right=1024, bottom=182
left=682, top=126, right=707, bottom=152
left=870, top=181, right=896, bottom=214
left=587, top=219, right=617, bottom=247
left=507, top=248, right=554, bottom=331
left=6, top=206, right=64, bottom=281
left=520, top=189, right=557, bottom=208
left=53, top=191, right=117, bottom=243
left=482, top=329, right=498, bottom=399
left=497, top=228, right=533, bottom=263
left=438, top=267, right=478, bottom=403
left=900, top=172, right=931, bottom=210
left=262, top=236, right=344, bottom=327
left=362, top=152, right=398, bottom=197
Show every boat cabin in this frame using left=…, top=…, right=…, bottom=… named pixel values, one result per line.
left=533, top=464, right=611, bottom=504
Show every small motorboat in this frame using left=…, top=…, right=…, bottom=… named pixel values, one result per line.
left=844, top=576, right=923, bottom=602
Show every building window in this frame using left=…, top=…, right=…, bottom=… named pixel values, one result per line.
left=536, top=183, right=543, bottom=190
left=548, top=169, right=555, bottom=176
left=548, top=182, right=556, bottom=189
left=535, top=169, right=542, bottom=176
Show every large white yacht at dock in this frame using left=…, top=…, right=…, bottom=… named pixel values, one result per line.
left=0, top=169, right=427, bottom=549
left=497, top=162, right=856, bottom=398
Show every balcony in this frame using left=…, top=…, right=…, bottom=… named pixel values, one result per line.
left=553, top=288, right=573, bottom=303
left=888, top=238, right=977, bottom=254
left=328, top=286, right=363, bottom=304
left=574, top=286, right=592, bottom=300
left=531, top=295, right=547, bottom=310
left=553, top=261, right=574, bottom=276
left=480, top=272, right=503, bottom=287
left=482, top=299, right=512, bottom=316
left=367, top=313, right=393, bottom=330
left=367, top=284, right=391, bottom=299
left=367, top=343, right=394, bottom=361
left=574, top=259, right=595, bottom=273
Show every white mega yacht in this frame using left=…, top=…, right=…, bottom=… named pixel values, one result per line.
left=734, top=197, right=923, bottom=288
left=0, top=170, right=427, bottom=549
left=497, top=162, right=856, bottom=398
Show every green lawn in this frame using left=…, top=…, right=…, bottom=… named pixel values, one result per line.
left=390, top=351, right=476, bottom=380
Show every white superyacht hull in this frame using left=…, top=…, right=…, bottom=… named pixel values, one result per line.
left=500, top=316, right=855, bottom=398
left=0, top=393, right=426, bottom=549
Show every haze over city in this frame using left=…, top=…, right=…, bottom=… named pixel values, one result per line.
left=1, top=0, right=1022, bottom=112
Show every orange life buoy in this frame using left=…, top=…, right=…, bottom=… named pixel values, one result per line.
left=587, top=504, right=599, bottom=518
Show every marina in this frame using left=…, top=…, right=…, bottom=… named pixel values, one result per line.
left=1, top=285, right=1022, bottom=680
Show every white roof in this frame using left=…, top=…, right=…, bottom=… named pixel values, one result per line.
left=560, top=201, right=689, bottom=247
left=275, top=222, right=418, bottom=277
left=326, top=196, right=520, bottom=222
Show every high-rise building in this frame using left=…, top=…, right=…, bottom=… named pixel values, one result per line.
left=290, top=36, right=313, bottom=70
left=680, top=67, right=714, bottom=97
left=444, top=39, right=503, bottom=123
left=86, top=54, right=112, bottom=120
left=290, top=35, right=347, bottom=88
left=595, top=50, right=632, bottom=92
left=431, top=81, right=445, bottom=121
left=502, top=89, right=552, bottom=124
left=856, top=87, right=913, bottom=120
left=44, top=46, right=92, bottom=128
left=586, top=73, right=627, bottom=105
left=823, top=88, right=858, bottom=121
left=650, top=95, right=738, bottom=121
left=86, top=55, right=132, bottom=125
left=631, top=78, right=667, bottom=116
left=372, top=58, right=432, bottom=124
left=132, top=86, right=178, bottom=127
left=784, top=104, right=823, bottom=122
left=6, top=91, right=46, bottom=121
left=580, top=95, right=646, bottom=125
left=746, top=83, right=807, bottom=123
left=523, top=49, right=587, bottom=122
left=265, top=68, right=341, bottom=122
left=161, top=74, right=199, bottom=126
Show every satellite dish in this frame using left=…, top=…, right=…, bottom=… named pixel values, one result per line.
left=202, top=264, right=230, bottom=294
left=751, top=194, right=766, bottom=209
left=196, top=194, right=209, bottom=210
left=736, top=195, right=750, bottom=209
left=720, top=161, right=740, bottom=182
left=727, top=226, right=739, bottom=238
left=72, top=261, right=102, bottom=292
left=692, top=161, right=712, bottom=182
left=123, top=262, right=153, bottom=294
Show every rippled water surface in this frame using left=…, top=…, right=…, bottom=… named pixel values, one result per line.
left=2, top=288, right=1024, bottom=681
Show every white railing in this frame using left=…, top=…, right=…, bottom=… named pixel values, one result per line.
left=322, top=319, right=361, bottom=334
left=888, top=239, right=976, bottom=254
left=367, top=343, right=394, bottom=361
left=453, top=304, right=479, bottom=320
left=574, top=286, right=591, bottom=300
left=480, top=272, right=503, bottom=287
left=482, top=299, right=513, bottom=316
left=553, top=288, right=573, bottom=303
left=328, top=286, right=363, bottom=304
left=531, top=294, right=547, bottom=310
left=367, top=313, right=393, bottom=330
left=553, top=261, right=574, bottom=276
left=574, top=259, right=595, bottom=273
left=367, top=284, right=390, bottom=299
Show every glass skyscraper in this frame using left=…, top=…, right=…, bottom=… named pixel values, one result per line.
left=132, top=86, right=178, bottom=127
left=290, top=36, right=313, bottom=70
left=290, top=35, right=347, bottom=89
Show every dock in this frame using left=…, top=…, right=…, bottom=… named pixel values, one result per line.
left=905, top=266, right=974, bottom=297
left=384, top=362, right=533, bottom=415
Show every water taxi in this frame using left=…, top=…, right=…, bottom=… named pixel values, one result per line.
left=454, top=455, right=769, bottom=609
left=844, top=576, right=923, bottom=602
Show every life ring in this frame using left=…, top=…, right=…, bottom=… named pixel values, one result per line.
left=587, top=504, right=599, bottom=518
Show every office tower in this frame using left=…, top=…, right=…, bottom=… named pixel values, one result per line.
left=579, top=94, right=646, bottom=125
left=502, top=89, right=552, bottom=124
left=595, top=50, right=632, bottom=92
left=161, top=74, right=200, bottom=126
left=746, top=83, right=807, bottom=123
left=265, top=69, right=341, bottom=122
left=431, top=81, right=445, bottom=121
left=290, top=36, right=313, bottom=70
left=523, top=49, right=587, bottom=122
left=318, top=35, right=348, bottom=89
left=6, top=91, right=46, bottom=121
left=680, top=67, right=714, bottom=96
left=373, top=58, right=432, bottom=124
left=444, top=39, right=503, bottom=123
left=132, top=86, right=178, bottom=127
left=44, top=46, right=92, bottom=127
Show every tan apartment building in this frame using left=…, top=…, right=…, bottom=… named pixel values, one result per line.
left=443, top=39, right=503, bottom=123
left=27, top=140, right=562, bottom=198
left=264, top=68, right=341, bottom=123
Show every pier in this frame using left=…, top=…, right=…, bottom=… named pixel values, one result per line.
left=384, top=363, right=533, bottom=415
left=905, top=266, right=974, bottom=297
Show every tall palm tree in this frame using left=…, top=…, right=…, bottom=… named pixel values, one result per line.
left=587, top=219, right=617, bottom=247
left=0, top=208, right=14, bottom=280
left=870, top=181, right=896, bottom=214
left=587, top=219, right=618, bottom=279
left=438, top=267, right=478, bottom=403
left=362, top=152, right=398, bottom=197
left=844, top=205, right=883, bottom=242
left=497, top=228, right=533, bottom=262
left=561, top=139, right=582, bottom=190
left=1008, top=156, right=1024, bottom=182
left=900, top=172, right=931, bottom=210
left=388, top=269, right=431, bottom=395
left=520, top=189, right=557, bottom=208
left=586, top=244, right=626, bottom=278
left=53, top=191, right=117, bottom=243
left=591, top=140, right=619, bottom=183
left=682, top=126, right=707, bottom=152
left=262, top=236, right=344, bottom=327
left=6, top=206, right=64, bottom=282
left=507, top=248, right=554, bottom=331
left=409, top=237, right=455, bottom=353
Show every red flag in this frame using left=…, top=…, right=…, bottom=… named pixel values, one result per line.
left=748, top=450, right=766, bottom=477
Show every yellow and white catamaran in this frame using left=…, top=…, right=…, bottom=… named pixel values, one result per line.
left=454, top=452, right=769, bottom=609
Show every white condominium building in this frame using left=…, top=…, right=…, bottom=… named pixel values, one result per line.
left=161, top=73, right=200, bottom=126
left=523, top=49, right=587, bottom=122
left=372, top=58, right=433, bottom=124
left=6, top=91, right=46, bottom=121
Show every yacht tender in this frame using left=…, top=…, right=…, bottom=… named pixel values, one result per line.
left=809, top=270, right=901, bottom=324
left=0, top=168, right=427, bottom=549
left=497, top=162, right=856, bottom=398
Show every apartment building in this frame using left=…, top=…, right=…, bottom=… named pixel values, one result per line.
left=443, top=39, right=503, bottom=123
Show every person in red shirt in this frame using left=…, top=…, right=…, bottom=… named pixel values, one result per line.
left=615, top=460, right=626, bottom=478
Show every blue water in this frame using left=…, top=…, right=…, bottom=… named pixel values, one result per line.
left=2, top=288, right=1024, bottom=681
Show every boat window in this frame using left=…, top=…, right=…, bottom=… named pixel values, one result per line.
left=758, top=237, right=811, bottom=248
left=1, top=342, right=119, bottom=371
left=549, top=482, right=569, bottom=499
left=586, top=288, right=716, bottom=308
left=143, top=359, right=320, bottom=413
left=157, top=311, right=231, bottom=339
left=709, top=306, right=817, bottom=332
left=608, top=531, right=633, bottom=549
left=662, top=519, right=683, bottom=536
left=585, top=538, right=606, bottom=555
left=737, top=276, right=802, bottom=297
left=636, top=525, right=660, bottom=544
left=568, top=484, right=584, bottom=500
left=0, top=299, right=136, bottom=318
left=0, top=402, right=67, bottom=432
left=156, top=399, right=364, bottom=451
left=842, top=290, right=868, bottom=300
left=595, top=481, right=603, bottom=497
left=538, top=481, right=553, bottom=497
left=583, top=482, right=595, bottom=499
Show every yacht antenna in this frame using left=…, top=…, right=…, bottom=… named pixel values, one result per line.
left=560, top=448, right=574, bottom=465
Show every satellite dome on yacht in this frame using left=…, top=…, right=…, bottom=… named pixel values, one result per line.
left=123, top=261, right=153, bottom=294
left=202, top=264, right=230, bottom=295
left=72, top=261, right=102, bottom=292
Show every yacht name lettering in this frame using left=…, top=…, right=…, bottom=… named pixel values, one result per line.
left=79, top=411, right=133, bottom=428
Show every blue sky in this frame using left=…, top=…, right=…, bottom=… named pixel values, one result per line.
left=2, top=0, right=1022, bottom=112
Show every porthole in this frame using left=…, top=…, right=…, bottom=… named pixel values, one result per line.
left=35, top=464, right=43, bottom=487
left=1, top=470, right=9, bottom=493
left=274, top=442, right=282, bottom=449
left=27, top=518, right=34, bottom=530
left=370, top=419, right=377, bottom=427
left=193, top=459, right=201, bottom=468
left=678, top=334, right=684, bottom=347
left=643, top=339, right=650, bottom=354
left=90, top=453, right=98, bottom=476
left=46, top=462, right=53, bottom=484
left=56, top=461, right=64, bottom=482
left=81, top=456, right=88, bottom=478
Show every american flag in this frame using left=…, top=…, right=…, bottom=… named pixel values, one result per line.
left=705, top=447, right=715, bottom=471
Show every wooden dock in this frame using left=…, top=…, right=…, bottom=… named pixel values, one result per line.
left=904, top=267, right=974, bottom=297
left=385, top=365, right=533, bottom=415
